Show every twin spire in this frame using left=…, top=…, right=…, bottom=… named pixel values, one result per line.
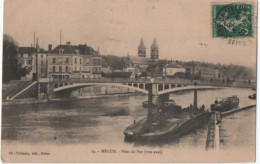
left=151, top=38, right=158, bottom=50
left=138, top=38, right=146, bottom=49
left=138, top=38, right=159, bottom=59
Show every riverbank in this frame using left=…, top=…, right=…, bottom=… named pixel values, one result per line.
left=221, top=104, right=256, bottom=117
left=2, top=92, right=143, bottom=106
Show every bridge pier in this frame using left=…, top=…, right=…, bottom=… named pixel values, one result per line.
left=147, top=84, right=154, bottom=119
left=38, top=78, right=54, bottom=99
left=147, top=83, right=170, bottom=121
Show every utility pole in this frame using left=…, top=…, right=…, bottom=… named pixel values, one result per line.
left=36, top=38, right=39, bottom=81
left=31, top=43, right=33, bottom=74
left=34, top=32, right=36, bottom=48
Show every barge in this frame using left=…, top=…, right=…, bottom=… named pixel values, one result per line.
left=124, top=109, right=211, bottom=141
left=124, top=92, right=211, bottom=141
left=210, top=95, right=239, bottom=112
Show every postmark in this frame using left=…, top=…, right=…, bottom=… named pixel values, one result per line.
left=212, top=3, right=253, bottom=38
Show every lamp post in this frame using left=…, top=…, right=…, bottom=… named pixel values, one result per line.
left=36, top=39, right=39, bottom=81
left=193, top=82, right=198, bottom=109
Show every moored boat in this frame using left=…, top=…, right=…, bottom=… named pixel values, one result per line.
left=248, top=93, right=256, bottom=99
left=124, top=87, right=211, bottom=142
left=210, top=95, right=239, bottom=112
left=124, top=109, right=211, bottom=141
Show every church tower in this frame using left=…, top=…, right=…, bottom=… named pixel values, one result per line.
left=151, top=38, right=159, bottom=60
left=138, top=38, right=146, bottom=57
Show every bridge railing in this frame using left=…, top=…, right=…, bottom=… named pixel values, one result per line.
left=53, top=78, right=150, bottom=83
left=52, top=77, right=192, bottom=84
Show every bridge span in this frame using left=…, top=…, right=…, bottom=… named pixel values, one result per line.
left=53, top=82, right=223, bottom=96
left=24, top=77, right=248, bottom=100
left=50, top=78, right=224, bottom=96
left=32, top=77, right=257, bottom=100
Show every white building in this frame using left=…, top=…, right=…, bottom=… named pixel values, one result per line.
left=47, top=42, right=102, bottom=79
left=163, top=62, right=185, bottom=76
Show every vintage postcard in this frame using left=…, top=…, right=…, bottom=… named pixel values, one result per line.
left=1, top=0, right=257, bottom=162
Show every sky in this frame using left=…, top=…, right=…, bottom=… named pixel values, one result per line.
left=3, top=0, right=257, bottom=67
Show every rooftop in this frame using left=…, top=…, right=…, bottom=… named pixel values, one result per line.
left=128, top=56, right=150, bottom=65
left=18, top=47, right=36, bottom=54
left=165, top=62, right=183, bottom=68
left=51, top=43, right=99, bottom=55
left=51, top=44, right=77, bottom=54
left=18, top=47, right=46, bottom=53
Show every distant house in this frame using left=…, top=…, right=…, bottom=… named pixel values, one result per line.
left=101, top=67, right=112, bottom=74
left=163, top=62, right=185, bottom=76
left=184, top=62, right=220, bottom=80
left=125, top=55, right=150, bottom=76
left=17, top=46, right=47, bottom=80
left=48, top=42, right=102, bottom=79
left=123, top=66, right=135, bottom=73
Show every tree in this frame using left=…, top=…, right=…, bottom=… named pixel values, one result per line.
left=2, top=34, right=20, bottom=82
left=146, top=60, right=167, bottom=77
left=102, top=55, right=127, bottom=70
left=17, top=65, right=30, bottom=77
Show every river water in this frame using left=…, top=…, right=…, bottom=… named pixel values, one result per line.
left=2, top=88, right=256, bottom=152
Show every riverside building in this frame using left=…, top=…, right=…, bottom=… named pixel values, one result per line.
left=17, top=46, right=48, bottom=80
left=47, top=42, right=102, bottom=79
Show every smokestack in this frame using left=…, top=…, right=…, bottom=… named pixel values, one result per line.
left=36, top=38, right=39, bottom=52
left=60, top=30, right=62, bottom=45
left=34, top=32, right=36, bottom=48
left=48, top=44, right=52, bottom=52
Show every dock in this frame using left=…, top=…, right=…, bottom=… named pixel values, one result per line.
left=205, top=112, right=220, bottom=150
left=205, top=104, right=255, bottom=150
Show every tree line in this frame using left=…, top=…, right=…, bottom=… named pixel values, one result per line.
left=3, top=34, right=30, bottom=83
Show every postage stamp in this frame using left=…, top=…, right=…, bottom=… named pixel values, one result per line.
left=212, top=3, right=253, bottom=38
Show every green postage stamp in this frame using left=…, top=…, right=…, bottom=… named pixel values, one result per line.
left=212, top=3, right=253, bottom=38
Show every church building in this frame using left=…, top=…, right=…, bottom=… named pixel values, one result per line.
left=138, top=38, right=146, bottom=57
left=150, top=38, right=159, bottom=60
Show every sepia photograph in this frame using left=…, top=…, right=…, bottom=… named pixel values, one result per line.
left=1, top=0, right=257, bottom=162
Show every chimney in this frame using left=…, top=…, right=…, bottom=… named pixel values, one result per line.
left=66, top=41, right=71, bottom=45
left=48, top=44, right=52, bottom=52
